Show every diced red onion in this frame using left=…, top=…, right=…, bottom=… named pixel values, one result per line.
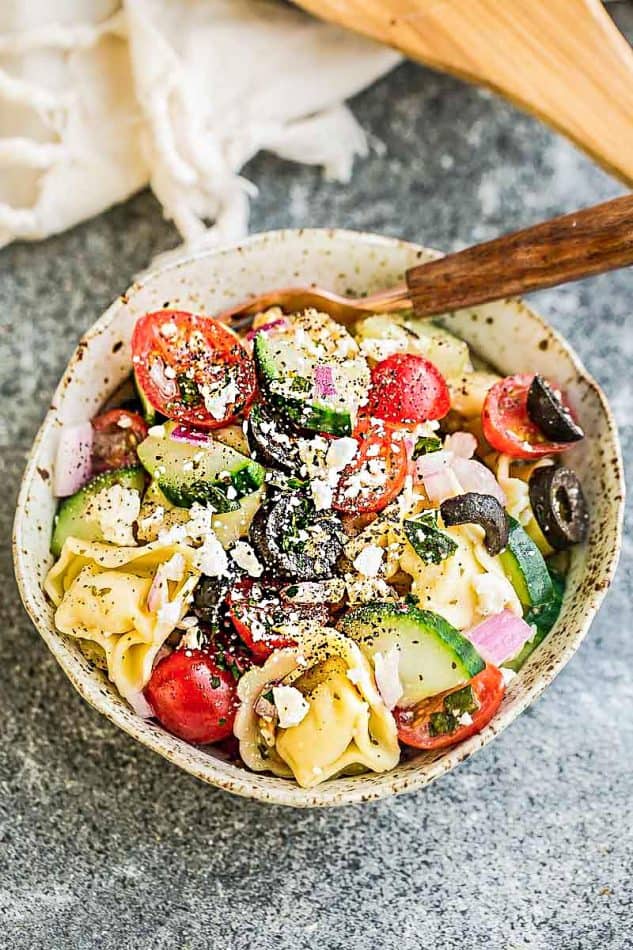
left=415, top=449, right=454, bottom=478
left=127, top=690, right=154, bottom=719
left=313, top=364, right=337, bottom=400
left=245, top=317, right=290, bottom=341
left=466, top=610, right=534, bottom=666
left=170, top=424, right=213, bottom=447
left=444, top=431, right=477, bottom=459
left=149, top=358, right=178, bottom=397
left=452, top=457, right=506, bottom=506
left=147, top=571, right=167, bottom=613
left=54, top=422, right=93, bottom=497
left=422, top=467, right=459, bottom=504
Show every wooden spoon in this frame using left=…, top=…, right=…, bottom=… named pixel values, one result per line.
left=293, top=0, right=633, bottom=189
left=219, top=193, right=633, bottom=325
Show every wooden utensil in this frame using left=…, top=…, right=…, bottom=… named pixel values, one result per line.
left=293, top=0, right=633, bottom=189
left=219, top=193, right=633, bottom=324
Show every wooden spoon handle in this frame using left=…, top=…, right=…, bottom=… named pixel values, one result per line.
left=405, top=194, right=633, bottom=317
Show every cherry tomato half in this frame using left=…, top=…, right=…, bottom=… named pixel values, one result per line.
left=482, top=374, right=575, bottom=460
left=366, top=353, right=450, bottom=425
left=145, top=648, right=238, bottom=744
left=92, top=409, right=148, bottom=473
left=226, top=577, right=328, bottom=662
left=132, top=310, right=257, bottom=429
left=332, top=418, right=408, bottom=515
left=394, top=665, right=505, bottom=750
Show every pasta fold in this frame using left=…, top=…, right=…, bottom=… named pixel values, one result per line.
left=45, top=537, right=201, bottom=703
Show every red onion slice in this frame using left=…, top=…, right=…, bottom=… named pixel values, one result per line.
left=127, top=690, right=154, bottom=719
left=245, top=317, right=290, bottom=341
left=452, top=457, right=506, bottom=506
left=466, top=610, right=534, bottom=666
left=313, top=364, right=337, bottom=400
left=170, top=424, right=213, bottom=447
left=149, top=357, right=178, bottom=397
left=444, top=431, right=477, bottom=459
left=53, top=422, right=93, bottom=497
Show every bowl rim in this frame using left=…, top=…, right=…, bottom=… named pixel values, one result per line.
left=12, top=227, right=626, bottom=807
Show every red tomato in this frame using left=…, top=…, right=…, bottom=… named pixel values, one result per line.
left=332, top=418, right=408, bottom=515
left=395, top=665, right=505, bottom=750
left=145, top=649, right=238, bottom=744
left=92, top=409, right=148, bottom=473
left=227, top=578, right=328, bottom=662
left=482, top=374, right=574, bottom=460
left=366, top=353, right=450, bottom=424
left=132, top=310, right=256, bottom=429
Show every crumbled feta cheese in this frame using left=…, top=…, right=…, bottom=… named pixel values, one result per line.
left=162, top=553, right=185, bottom=583
left=500, top=666, right=517, bottom=687
left=160, top=321, right=178, bottom=339
left=148, top=424, right=166, bottom=439
left=116, top=414, right=133, bottom=429
left=186, top=503, right=216, bottom=538
left=374, top=646, right=403, bottom=710
left=137, top=505, right=166, bottom=535
left=345, top=575, right=394, bottom=604
left=231, top=541, right=264, bottom=577
left=353, top=544, right=384, bottom=578
left=326, top=436, right=358, bottom=472
left=458, top=711, right=474, bottom=726
left=179, top=624, right=203, bottom=651
left=226, top=485, right=238, bottom=501
left=310, top=478, right=333, bottom=511
left=87, top=484, right=141, bottom=546
left=473, top=572, right=521, bottom=617
left=157, top=599, right=182, bottom=628
left=200, top=376, right=238, bottom=421
left=272, top=685, right=310, bottom=728
left=194, top=532, right=229, bottom=577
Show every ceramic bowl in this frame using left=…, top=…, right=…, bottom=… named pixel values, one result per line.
left=13, top=229, right=624, bottom=807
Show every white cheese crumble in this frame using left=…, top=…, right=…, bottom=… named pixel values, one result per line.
left=200, top=376, right=238, bottom=421
left=473, top=572, right=521, bottom=617
left=194, top=532, right=229, bottom=577
left=87, top=484, right=141, bottom=546
left=373, top=646, right=403, bottom=710
left=325, top=436, right=358, bottom=472
left=272, top=685, right=309, bottom=728
left=157, top=599, right=182, bottom=628
left=310, top=478, right=333, bottom=511
left=179, top=624, right=203, bottom=651
left=500, top=666, right=517, bottom=687
left=458, top=711, right=474, bottom=726
left=353, top=544, right=384, bottom=578
left=160, top=321, right=178, bottom=339
left=148, top=424, right=166, bottom=439
left=345, top=576, right=394, bottom=605
left=231, top=541, right=264, bottom=577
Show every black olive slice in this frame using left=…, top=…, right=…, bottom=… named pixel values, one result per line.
left=440, top=492, right=509, bottom=556
left=246, top=402, right=303, bottom=473
left=249, top=492, right=344, bottom=580
left=192, top=570, right=238, bottom=628
left=526, top=375, right=584, bottom=443
left=529, top=465, right=588, bottom=549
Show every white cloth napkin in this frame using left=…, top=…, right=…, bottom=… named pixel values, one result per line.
left=0, top=0, right=399, bottom=259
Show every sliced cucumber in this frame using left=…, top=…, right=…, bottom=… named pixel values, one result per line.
left=51, top=466, right=146, bottom=557
left=137, top=422, right=265, bottom=510
left=253, top=311, right=369, bottom=437
left=341, top=602, right=485, bottom=706
left=507, top=570, right=565, bottom=672
left=133, top=368, right=161, bottom=426
left=403, top=318, right=472, bottom=379
left=499, top=516, right=554, bottom=608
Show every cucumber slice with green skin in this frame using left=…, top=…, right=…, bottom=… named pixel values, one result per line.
left=341, top=602, right=485, bottom=707
left=253, top=312, right=370, bottom=437
left=134, top=369, right=161, bottom=426
left=137, top=422, right=265, bottom=510
left=506, top=570, right=565, bottom=672
left=51, top=466, right=146, bottom=557
left=499, top=516, right=554, bottom=608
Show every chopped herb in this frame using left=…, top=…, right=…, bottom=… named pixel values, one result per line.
left=404, top=516, right=458, bottom=565
left=210, top=675, right=221, bottom=689
left=429, top=711, right=455, bottom=737
left=413, top=436, right=442, bottom=459
left=290, top=376, right=312, bottom=394
left=444, top=684, right=477, bottom=717
left=177, top=373, right=201, bottom=406
left=263, top=690, right=274, bottom=704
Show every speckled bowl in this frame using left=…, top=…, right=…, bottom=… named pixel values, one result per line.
left=13, top=229, right=624, bottom=807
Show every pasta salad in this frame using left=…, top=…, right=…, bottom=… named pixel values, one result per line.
left=44, top=306, right=588, bottom=787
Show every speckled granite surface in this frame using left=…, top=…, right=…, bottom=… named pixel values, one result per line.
left=2, top=6, right=632, bottom=949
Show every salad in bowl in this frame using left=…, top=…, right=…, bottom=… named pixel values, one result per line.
left=42, top=295, right=591, bottom=790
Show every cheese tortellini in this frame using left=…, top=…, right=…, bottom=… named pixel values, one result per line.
left=44, top=537, right=201, bottom=703
left=400, top=522, right=521, bottom=630
left=234, top=627, right=400, bottom=787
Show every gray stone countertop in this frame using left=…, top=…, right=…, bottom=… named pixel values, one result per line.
left=1, top=5, right=632, bottom=948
